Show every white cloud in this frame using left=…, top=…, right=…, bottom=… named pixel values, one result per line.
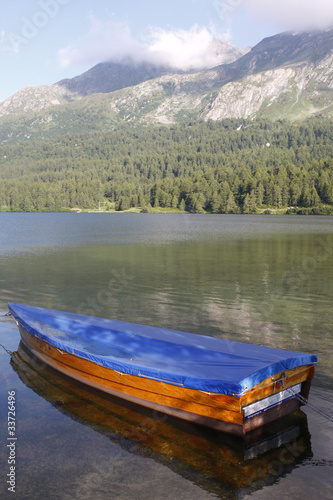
left=58, top=16, right=226, bottom=70
left=58, top=16, right=146, bottom=68
left=245, top=0, right=333, bottom=32
left=145, top=26, right=225, bottom=69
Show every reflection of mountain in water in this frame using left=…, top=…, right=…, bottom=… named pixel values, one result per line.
left=11, top=342, right=313, bottom=497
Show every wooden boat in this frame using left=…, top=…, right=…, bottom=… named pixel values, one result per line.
left=8, top=302, right=317, bottom=437
left=11, top=341, right=313, bottom=495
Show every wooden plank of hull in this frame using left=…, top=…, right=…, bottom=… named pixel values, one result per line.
left=18, top=324, right=313, bottom=436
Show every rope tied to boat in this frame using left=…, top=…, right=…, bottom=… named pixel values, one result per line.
left=0, top=313, right=14, bottom=354
left=282, top=381, right=333, bottom=423
left=0, top=343, right=13, bottom=355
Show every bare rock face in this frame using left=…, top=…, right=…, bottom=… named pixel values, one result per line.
left=0, top=85, right=79, bottom=117
left=207, top=39, right=248, bottom=65
left=201, top=52, right=333, bottom=121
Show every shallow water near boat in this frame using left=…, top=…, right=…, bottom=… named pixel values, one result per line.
left=0, top=213, right=332, bottom=499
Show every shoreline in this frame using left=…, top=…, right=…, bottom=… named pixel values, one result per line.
left=1, top=207, right=332, bottom=215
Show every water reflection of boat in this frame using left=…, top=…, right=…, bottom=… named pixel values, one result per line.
left=8, top=303, right=317, bottom=437
left=11, top=342, right=313, bottom=496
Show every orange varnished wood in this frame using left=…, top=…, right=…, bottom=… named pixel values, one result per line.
left=20, top=327, right=243, bottom=424
left=18, top=325, right=315, bottom=434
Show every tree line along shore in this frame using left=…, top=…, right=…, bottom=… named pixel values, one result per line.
left=0, top=118, right=332, bottom=214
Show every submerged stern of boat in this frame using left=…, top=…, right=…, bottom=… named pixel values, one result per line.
left=239, top=365, right=315, bottom=434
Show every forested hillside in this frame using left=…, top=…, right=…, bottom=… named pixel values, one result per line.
left=0, top=118, right=332, bottom=214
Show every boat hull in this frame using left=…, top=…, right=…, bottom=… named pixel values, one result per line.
left=11, top=341, right=313, bottom=494
left=16, top=322, right=315, bottom=437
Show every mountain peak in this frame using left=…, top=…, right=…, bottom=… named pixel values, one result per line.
left=56, top=61, right=181, bottom=96
left=56, top=39, right=245, bottom=97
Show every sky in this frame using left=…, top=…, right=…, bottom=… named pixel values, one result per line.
left=1, top=0, right=333, bottom=102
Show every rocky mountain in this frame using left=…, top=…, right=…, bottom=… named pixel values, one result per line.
left=164, top=29, right=333, bottom=94
left=56, top=61, right=183, bottom=97
left=0, top=29, right=332, bottom=142
left=0, top=38, right=245, bottom=119
left=217, top=29, right=333, bottom=85
left=0, top=84, right=78, bottom=118
left=56, top=39, right=246, bottom=96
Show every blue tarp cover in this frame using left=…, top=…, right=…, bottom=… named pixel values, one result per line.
left=8, top=303, right=317, bottom=396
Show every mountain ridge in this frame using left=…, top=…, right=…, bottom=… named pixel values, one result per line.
left=56, top=39, right=246, bottom=96
left=0, top=28, right=332, bottom=142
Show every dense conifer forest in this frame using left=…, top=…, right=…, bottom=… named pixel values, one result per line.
left=0, top=117, right=332, bottom=214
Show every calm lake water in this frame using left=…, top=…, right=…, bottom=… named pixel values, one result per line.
left=0, top=213, right=332, bottom=499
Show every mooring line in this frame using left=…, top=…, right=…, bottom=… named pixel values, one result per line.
left=0, top=343, right=13, bottom=355
left=304, top=458, right=333, bottom=467
left=284, top=382, right=333, bottom=423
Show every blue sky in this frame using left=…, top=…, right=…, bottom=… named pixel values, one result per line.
left=1, top=0, right=333, bottom=102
